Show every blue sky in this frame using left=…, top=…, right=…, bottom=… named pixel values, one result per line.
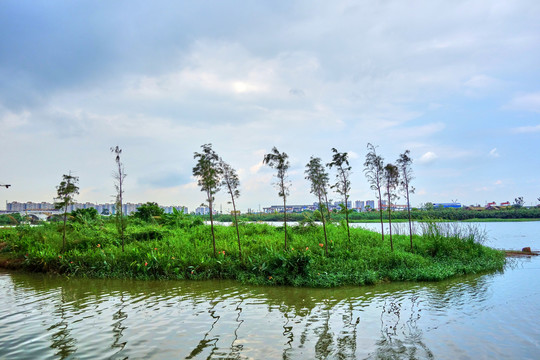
left=1, top=0, right=539, bottom=212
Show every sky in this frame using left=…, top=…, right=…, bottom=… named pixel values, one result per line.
left=1, top=0, right=539, bottom=212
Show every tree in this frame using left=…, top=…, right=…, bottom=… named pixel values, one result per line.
left=193, top=144, right=222, bottom=257
left=111, top=146, right=127, bottom=252
left=327, top=148, right=352, bottom=242
left=397, top=150, right=415, bottom=250
left=133, top=202, right=165, bottom=222
left=71, top=208, right=99, bottom=224
left=364, top=143, right=385, bottom=242
left=220, top=158, right=242, bottom=259
left=383, top=163, right=400, bottom=252
left=54, top=172, right=79, bottom=252
left=513, top=197, right=525, bottom=208
left=263, top=147, right=291, bottom=250
left=305, top=156, right=330, bottom=255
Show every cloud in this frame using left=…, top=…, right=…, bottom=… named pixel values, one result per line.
left=249, top=161, right=264, bottom=174
left=347, top=151, right=359, bottom=159
left=489, top=148, right=500, bottom=157
left=2, top=1, right=540, bottom=211
left=494, top=180, right=503, bottom=185
left=512, top=124, right=540, bottom=133
left=418, top=151, right=438, bottom=164
left=463, top=74, right=502, bottom=97
left=506, top=92, right=540, bottom=113
left=387, top=122, right=445, bottom=139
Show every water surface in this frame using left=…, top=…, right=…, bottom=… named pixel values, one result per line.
left=1, top=222, right=539, bottom=359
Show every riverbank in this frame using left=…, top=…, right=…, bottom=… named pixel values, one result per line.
left=348, top=218, right=540, bottom=223
left=0, top=222, right=505, bottom=287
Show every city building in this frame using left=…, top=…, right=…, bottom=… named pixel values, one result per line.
left=5, top=201, right=188, bottom=216
left=354, top=200, right=365, bottom=212
left=365, top=200, right=375, bottom=210
left=432, top=203, right=462, bottom=209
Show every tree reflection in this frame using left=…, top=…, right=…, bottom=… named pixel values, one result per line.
left=110, top=291, right=128, bottom=356
left=227, top=297, right=244, bottom=359
left=185, top=300, right=220, bottom=359
left=47, top=286, right=77, bottom=359
left=4, top=268, right=504, bottom=359
left=369, top=294, right=434, bottom=360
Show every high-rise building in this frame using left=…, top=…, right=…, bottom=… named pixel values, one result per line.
left=365, top=200, right=375, bottom=210
left=354, top=200, right=365, bottom=211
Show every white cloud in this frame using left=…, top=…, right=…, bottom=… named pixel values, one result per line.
left=464, top=75, right=500, bottom=89
left=249, top=161, right=264, bottom=174
left=494, top=180, right=503, bottom=185
left=0, top=108, right=30, bottom=130
left=489, top=148, right=500, bottom=157
left=463, top=75, right=501, bottom=96
left=348, top=151, right=359, bottom=159
left=507, top=92, right=540, bottom=113
left=512, top=124, right=540, bottom=133
left=418, top=151, right=438, bottom=164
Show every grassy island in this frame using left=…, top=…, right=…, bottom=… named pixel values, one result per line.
left=0, top=219, right=505, bottom=287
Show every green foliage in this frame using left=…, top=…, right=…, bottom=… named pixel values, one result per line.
left=0, top=220, right=505, bottom=287
left=0, top=213, right=23, bottom=225
left=193, top=143, right=221, bottom=257
left=263, top=146, right=291, bottom=249
left=71, top=208, right=99, bottom=224
left=132, top=202, right=165, bottom=222
left=54, top=173, right=80, bottom=211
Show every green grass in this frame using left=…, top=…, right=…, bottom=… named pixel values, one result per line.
left=0, top=219, right=505, bottom=287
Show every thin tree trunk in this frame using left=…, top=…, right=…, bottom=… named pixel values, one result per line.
left=387, top=189, right=393, bottom=252
left=406, top=185, right=413, bottom=251
left=208, top=193, right=217, bottom=257
left=377, top=186, right=385, bottom=242
left=324, top=192, right=332, bottom=221
left=319, top=195, right=328, bottom=256
left=62, top=207, right=67, bottom=252
left=344, top=195, right=351, bottom=243
left=231, top=197, right=242, bottom=260
left=283, top=196, right=288, bottom=250
left=118, top=165, right=124, bottom=252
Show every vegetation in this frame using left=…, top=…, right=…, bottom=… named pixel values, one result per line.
left=382, top=163, right=399, bottom=251
left=0, top=213, right=24, bottom=226
left=263, top=147, right=291, bottom=250
left=0, top=217, right=505, bottom=288
left=327, top=148, right=352, bottom=243
left=132, top=202, right=165, bottom=222
left=111, top=146, right=127, bottom=252
left=207, top=206, right=540, bottom=223
left=219, top=158, right=242, bottom=260
left=396, top=150, right=415, bottom=250
left=54, top=172, right=79, bottom=253
left=193, top=144, right=222, bottom=257
left=513, top=197, right=525, bottom=208
left=365, top=143, right=386, bottom=240
left=305, top=156, right=330, bottom=255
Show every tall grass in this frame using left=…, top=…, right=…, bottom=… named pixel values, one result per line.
left=0, top=220, right=505, bottom=287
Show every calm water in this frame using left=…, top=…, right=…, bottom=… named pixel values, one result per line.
left=1, top=222, right=539, bottom=359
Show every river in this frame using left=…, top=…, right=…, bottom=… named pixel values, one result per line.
left=1, top=221, right=539, bottom=359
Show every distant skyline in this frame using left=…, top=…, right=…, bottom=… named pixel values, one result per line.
left=1, top=1, right=539, bottom=212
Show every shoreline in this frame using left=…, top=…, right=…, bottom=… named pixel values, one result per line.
left=0, top=223, right=506, bottom=287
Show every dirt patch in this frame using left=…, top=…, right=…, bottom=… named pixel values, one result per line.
left=0, top=255, right=24, bottom=269
left=505, top=250, right=539, bottom=257
left=0, top=243, right=24, bottom=269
